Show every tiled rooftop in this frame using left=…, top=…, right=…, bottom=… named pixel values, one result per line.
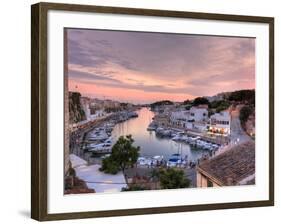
left=198, top=141, right=255, bottom=185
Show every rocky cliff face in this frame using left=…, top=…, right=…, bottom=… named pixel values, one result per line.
left=69, top=92, right=86, bottom=124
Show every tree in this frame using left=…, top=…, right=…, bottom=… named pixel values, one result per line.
left=192, top=97, right=209, bottom=107
left=159, top=168, right=190, bottom=189
left=239, top=106, right=253, bottom=126
left=99, top=157, right=119, bottom=174
left=100, top=135, right=140, bottom=174
left=112, top=135, right=140, bottom=173
left=209, top=100, right=231, bottom=113
left=182, top=99, right=191, bottom=105
left=228, top=89, right=255, bottom=104
left=150, top=100, right=174, bottom=109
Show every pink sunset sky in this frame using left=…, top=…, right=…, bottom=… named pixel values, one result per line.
left=67, top=29, right=255, bottom=104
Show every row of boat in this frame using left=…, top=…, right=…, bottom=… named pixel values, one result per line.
left=172, top=134, right=220, bottom=151
left=147, top=122, right=221, bottom=152
left=147, top=123, right=174, bottom=137
left=137, top=154, right=191, bottom=168
left=137, top=155, right=164, bottom=166
left=82, top=111, right=138, bottom=153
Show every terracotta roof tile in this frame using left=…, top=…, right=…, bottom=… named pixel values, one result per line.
left=198, top=141, right=255, bottom=185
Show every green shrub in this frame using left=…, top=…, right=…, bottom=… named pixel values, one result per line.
left=209, top=100, right=230, bottom=112
left=159, top=168, right=190, bottom=189
left=99, top=157, right=119, bottom=174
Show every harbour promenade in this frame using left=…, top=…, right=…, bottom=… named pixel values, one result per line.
left=69, top=114, right=113, bottom=159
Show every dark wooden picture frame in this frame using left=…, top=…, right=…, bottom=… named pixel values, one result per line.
left=31, top=2, right=274, bottom=221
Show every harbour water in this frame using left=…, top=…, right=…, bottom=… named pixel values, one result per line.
left=111, top=107, right=205, bottom=161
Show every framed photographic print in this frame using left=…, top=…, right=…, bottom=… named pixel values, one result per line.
left=31, top=2, right=274, bottom=221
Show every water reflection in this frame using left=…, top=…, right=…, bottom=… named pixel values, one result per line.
left=111, top=107, right=205, bottom=161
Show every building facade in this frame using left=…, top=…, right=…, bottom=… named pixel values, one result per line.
left=189, top=107, right=208, bottom=122
left=170, top=106, right=208, bottom=130
left=208, top=111, right=231, bottom=135
left=154, top=113, right=171, bottom=127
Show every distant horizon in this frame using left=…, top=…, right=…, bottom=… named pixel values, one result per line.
left=70, top=88, right=255, bottom=105
left=67, top=29, right=255, bottom=104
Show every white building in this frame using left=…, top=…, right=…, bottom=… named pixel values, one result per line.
left=170, top=110, right=188, bottom=128
left=189, top=107, right=208, bottom=122
left=170, top=107, right=208, bottom=130
left=171, top=110, right=190, bottom=122
left=188, top=121, right=207, bottom=132
left=208, top=111, right=231, bottom=135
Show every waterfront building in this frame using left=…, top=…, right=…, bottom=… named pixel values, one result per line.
left=170, top=110, right=190, bottom=128
left=196, top=141, right=255, bottom=187
left=171, top=110, right=189, bottom=121
left=103, top=99, right=121, bottom=108
left=154, top=113, right=171, bottom=127
left=208, top=111, right=231, bottom=135
left=189, top=121, right=207, bottom=132
left=189, top=106, right=208, bottom=122
left=153, top=104, right=175, bottom=113
left=170, top=106, right=208, bottom=130
left=89, top=98, right=121, bottom=111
